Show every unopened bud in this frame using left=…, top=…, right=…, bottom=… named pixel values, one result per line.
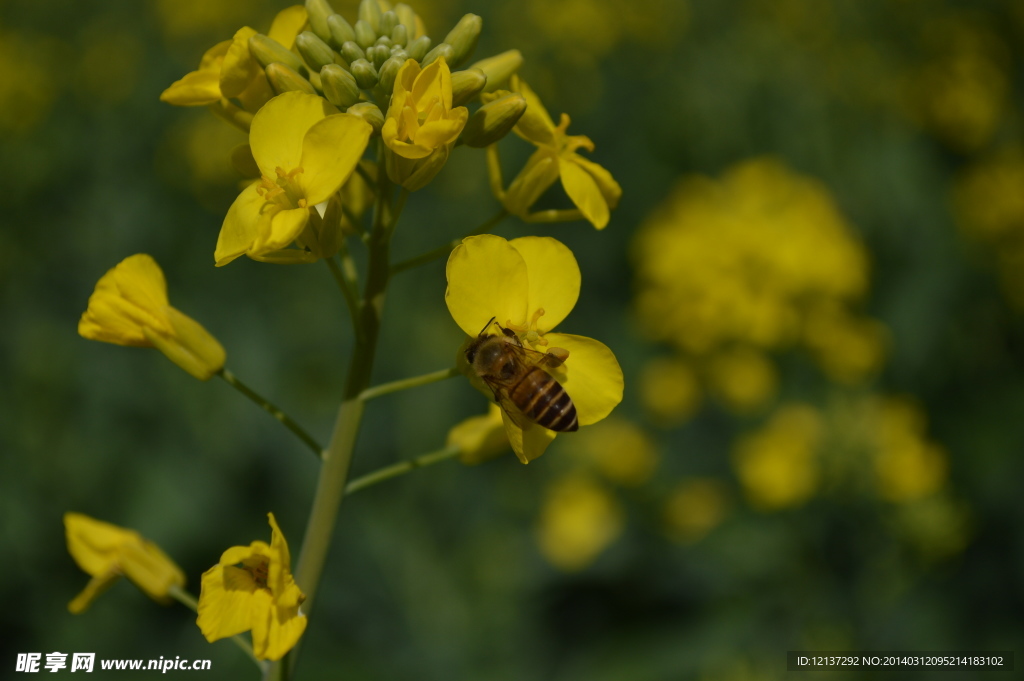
left=451, top=68, right=487, bottom=106
left=358, top=0, right=383, bottom=32
left=390, top=48, right=408, bottom=62
left=350, top=58, right=378, bottom=89
left=305, top=0, right=336, bottom=44
left=405, top=35, right=431, bottom=61
left=461, top=93, right=527, bottom=147
left=296, top=31, right=343, bottom=71
left=266, top=62, right=316, bottom=95
left=443, top=14, right=482, bottom=67
left=354, top=19, right=377, bottom=49
left=341, top=40, right=366, bottom=64
left=347, top=102, right=384, bottom=134
left=328, top=14, right=356, bottom=47
left=380, top=11, right=399, bottom=36
left=471, top=49, right=523, bottom=92
left=394, top=4, right=419, bottom=40
left=375, top=36, right=393, bottom=49
left=377, top=56, right=404, bottom=93
left=390, top=24, right=408, bottom=47
left=249, top=34, right=306, bottom=73
left=368, top=44, right=390, bottom=69
left=321, top=63, right=361, bottom=107
left=422, top=43, right=453, bottom=67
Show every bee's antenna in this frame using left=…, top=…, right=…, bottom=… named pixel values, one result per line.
left=477, top=316, right=497, bottom=336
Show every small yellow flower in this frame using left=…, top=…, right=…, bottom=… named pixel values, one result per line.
left=382, top=57, right=469, bottom=190
left=197, top=513, right=306, bottom=662
left=446, top=404, right=510, bottom=465
left=733, top=404, right=822, bottom=511
left=160, top=6, right=307, bottom=112
left=446, top=234, right=624, bottom=463
left=64, top=513, right=185, bottom=614
left=214, top=91, right=372, bottom=265
left=78, top=254, right=225, bottom=380
left=489, top=76, right=621, bottom=229
left=537, top=474, right=623, bottom=571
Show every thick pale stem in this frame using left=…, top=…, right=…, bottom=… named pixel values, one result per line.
left=358, top=367, right=459, bottom=402
left=218, top=369, right=323, bottom=459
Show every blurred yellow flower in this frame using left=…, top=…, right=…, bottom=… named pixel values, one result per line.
left=537, top=474, right=623, bottom=571
left=64, top=513, right=185, bottom=614
left=489, top=76, right=621, bottom=229
left=639, top=356, right=701, bottom=426
left=569, top=417, right=658, bottom=487
left=382, top=57, right=469, bottom=191
left=873, top=398, right=947, bottom=502
left=197, top=513, right=306, bottom=661
left=78, top=254, right=226, bottom=380
left=446, top=404, right=510, bottom=465
left=663, top=478, right=729, bottom=543
left=214, top=92, right=372, bottom=265
left=160, top=6, right=307, bottom=112
left=446, top=235, right=624, bottom=463
left=733, top=404, right=822, bottom=511
left=708, top=347, right=778, bottom=413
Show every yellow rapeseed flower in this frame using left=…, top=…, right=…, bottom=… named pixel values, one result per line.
left=214, top=91, right=372, bottom=265
left=197, top=513, right=306, bottom=662
left=536, top=474, right=623, bottom=571
left=78, top=254, right=225, bottom=380
left=488, top=76, right=621, bottom=229
left=733, top=404, right=822, bottom=511
left=382, top=57, right=469, bottom=191
left=160, top=6, right=307, bottom=112
left=64, top=513, right=185, bottom=614
left=446, top=234, right=624, bottom=463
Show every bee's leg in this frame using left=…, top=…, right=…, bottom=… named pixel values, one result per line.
left=542, top=347, right=569, bottom=367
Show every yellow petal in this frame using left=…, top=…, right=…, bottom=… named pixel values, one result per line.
left=215, top=182, right=270, bottom=266
left=559, top=158, right=610, bottom=229
left=501, top=409, right=557, bottom=463
left=199, top=40, right=232, bottom=69
left=250, top=589, right=306, bottom=661
left=445, top=235, right=529, bottom=337
left=510, top=77, right=556, bottom=146
left=414, top=107, right=468, bottom=149
left=503, top=149, right=559, bottom=217
left=266, top=513, right=292, bottom=595
left=410, top=58, right=447, bottom=109
left=144, top=307, right=226, bottom=380
left=268, top=6, right=308, bottom=48
left=250, top=92, right=337, bottom=179
left=78, top=255, right=172, bottom=345
left=569, top=153, right=622, bottom=210
left=249, top=249, right=319, bottom=264
left=509, top=236, right=580, bottom=334
left=68, top=571, right=121, bottom=614
left=160, top=69, right=222, bottom=106
left=64, top=513, right=139, bottom=577
left=298, top=114, right=372, bottom=205
left=219, top=27, right=259, bottom=99
left=118, top=541, right=186, bottom=603
left=542, top=333, right=623, bottom=426
left=197, top=563, right=263, bottom=642
left=448, top=404, right=510, bottom=465
left=257, top=207, right=310, bottom=254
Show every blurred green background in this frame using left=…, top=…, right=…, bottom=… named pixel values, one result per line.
left=3, top=0, right=1024, bottom=678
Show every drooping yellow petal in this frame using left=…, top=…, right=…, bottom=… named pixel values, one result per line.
left=215, top=182, right=272, bottom=266
left=144, top=307, right=226, bottom=380
left=159, top=69, right=222, bottom=106
left=501, top=409, right=557, bottom=464
left=68, top=571, right=121, bottom=614
left=445, top=235, right=529, bottom=336
left=250, top=588, right=306, bottom=661
left=542, top=333, right=623, bottom=426
left=509, top=77, right=556, bottom=146
left=268, top=6, right=308, bottom=48
left=509, top=236, right=580, bottom=334
left=560, top=158, right=610, bottom=229
left=298, top=114, right=372, bottom=205
left=569, top=153, right=622, bottom=211
left=78, top=255, right=171, bottom=346
left=503, top=149, right=560, bottom=217
left=250, top=92, right=337, bottom=179
left=65, top=513, right=140, bottom=577
left=219, top=27, right=259, bottom=99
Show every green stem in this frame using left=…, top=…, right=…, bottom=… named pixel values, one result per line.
left=325, top=256, right=362, bottom=341
left=358, top=367, right=458, bottom=402
left=345, top=445, right=461, bottom=495
left=217, top=369, right=323, bottom=459
left=168, top=585, right=263, bottom=669
left=390, top=208, right=507, bottom=275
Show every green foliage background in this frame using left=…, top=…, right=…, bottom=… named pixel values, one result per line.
left=2, top=0, right=1024, bottom=678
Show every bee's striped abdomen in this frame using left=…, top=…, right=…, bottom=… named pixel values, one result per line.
left=510, top=367, right=579, bottom=432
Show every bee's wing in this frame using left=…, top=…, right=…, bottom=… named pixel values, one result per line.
left=520, top=344, right=567, bottom=370
left=479, top=374, right=531, bottom=429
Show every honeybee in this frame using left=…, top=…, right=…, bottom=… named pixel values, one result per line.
left=465, top=317, right=579, bottom=432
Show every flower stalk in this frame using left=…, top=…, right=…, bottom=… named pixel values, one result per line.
left=391, top=208, right=507, bottom=275
left=358, top=367, right=459, bottom=401
left=345, top=445, right=462, bottom=495
left=217, top=369, right=323, bottom=459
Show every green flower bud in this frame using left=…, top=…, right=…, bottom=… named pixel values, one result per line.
left=296, top=31, right=343, bottom=71
left=358, top=0, right=383, bottom=33
left=350, top=58, right=378, bottom=89
left=375, top=36, right=393, bottom=49
left=394, top=4, right=419, bottom=40
left=405, top=35, right=431, bottom=61
left=380, top=11, right=399, bottom=37
left=328, top=14, right=357, bottom=47
left=377, top=55, right=404, bottom=94
left=367, top=44, right=389, bottom=68
left=341, top=40, right=366, bottom=64
left=421, top=43, right=453, bottom=67
left=266, top=63, right=316, bottom=95
left=354, top=19, right=376, bottom=49
left=305, top=0, right=336, bottom=44
left=321, top=63, right=361, bottom=108
left=470, top=49, right=523, bottom=92
left=443, top=14, right=482, bottom=68
left=390, top=48, right=408, bottom=62
left=461, top=93, right=527, bottom=147
left=390, top=24, right=409, bottom=47
left=249, top=34, right=305, bottom=74
left=347, top=102, right=384, bottom=135
left=451, top=68, right=487, bottom=106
